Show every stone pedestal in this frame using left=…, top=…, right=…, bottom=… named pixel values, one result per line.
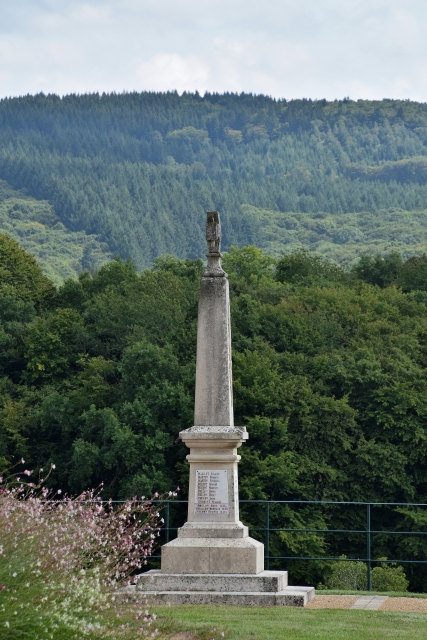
left=161, top=425, right=263, bottom=575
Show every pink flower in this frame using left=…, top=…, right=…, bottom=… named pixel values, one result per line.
left=23, top=470, right=31, bottom=476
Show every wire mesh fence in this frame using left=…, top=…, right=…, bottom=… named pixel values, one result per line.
left=137, top=498, right=427, bottom=591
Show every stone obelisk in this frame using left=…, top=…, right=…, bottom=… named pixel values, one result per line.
left=134, top=212, right=314, bottom=606
left=160, top=211, right=263, bottom=573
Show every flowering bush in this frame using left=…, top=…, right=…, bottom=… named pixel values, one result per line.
left=0, top=460, right=175, bottom=638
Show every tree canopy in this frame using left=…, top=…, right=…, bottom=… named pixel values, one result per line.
left=0, top=233, right=55, bottom=303
left=2, top=240, right=427, bottom=589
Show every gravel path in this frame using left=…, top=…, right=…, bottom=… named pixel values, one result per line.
left=307, top=595, right=427, bottom=612
left=306, top=595, right=358, bottom=609
left=380, top=597, right=427, bottom=613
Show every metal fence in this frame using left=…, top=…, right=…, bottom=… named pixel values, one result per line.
left=149, top=499, right=427, bottom=591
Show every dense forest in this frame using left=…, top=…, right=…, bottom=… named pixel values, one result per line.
left=0, top=180, right=111, bottom=284
left=1, top=93, right=427, bottom=275
left=2, top=233, right=427, bottom=590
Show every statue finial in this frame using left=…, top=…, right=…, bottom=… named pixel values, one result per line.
left=206, top=211, right=221, bottom=254
left=203, top=211, right=226, bottom=277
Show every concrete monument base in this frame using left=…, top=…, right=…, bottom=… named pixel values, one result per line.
left=120, top=570, right=315, bottom=607
left=161, top=536, right=264, bottom=574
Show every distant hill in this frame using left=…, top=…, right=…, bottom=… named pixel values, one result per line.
left=0, top=92, right=427, bottom=273
left=0, top=181, right=111, bottom=284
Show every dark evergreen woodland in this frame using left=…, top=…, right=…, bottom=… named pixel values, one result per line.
left=1, top=93, right=427, bottom=270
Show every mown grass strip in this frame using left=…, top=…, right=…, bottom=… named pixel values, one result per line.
left=155, top=605, right=427, bottom=640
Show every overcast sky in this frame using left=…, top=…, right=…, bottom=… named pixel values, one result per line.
left=1, top=0, right=427, bottom=101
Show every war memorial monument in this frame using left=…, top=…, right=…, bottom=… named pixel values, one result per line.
left=133, top=212, right=314, bottom=606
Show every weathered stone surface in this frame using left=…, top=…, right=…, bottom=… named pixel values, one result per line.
left=177, top=521, right=248, bottom=538
left=193, top=212, right=233, bottom=428
left=180, top=425, right=247, bottom=439
left=194, top=276, right=233, bottom=428
left=179, top=427, right=247, bottom=530
left=135, top=570, right=288, bottom=592
left=161, top=536, right=264, bottom=575
left=118, top=584, right=315, bottom=607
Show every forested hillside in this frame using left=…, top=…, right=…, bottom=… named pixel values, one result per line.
left=0, top=180, right=111, bottom=284
left=2, top=235, right=427, bottom=590
left=1, top=92, right=427, bottom=272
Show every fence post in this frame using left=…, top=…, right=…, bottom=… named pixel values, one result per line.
left=265, top=501, right=270, bottom=570
left=165, top=501, right=170, bottom=544
left=366, top=503, right=371, bottom=591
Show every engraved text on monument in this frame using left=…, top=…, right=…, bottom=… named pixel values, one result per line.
left=194, top=470, right=229, bottom=514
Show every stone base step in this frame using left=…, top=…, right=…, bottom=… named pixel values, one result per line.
left=161, top=536, right=264, bottom=574
left=135, top=569, right=288, bottom=592
left=118, top=585, right=315, bottom=607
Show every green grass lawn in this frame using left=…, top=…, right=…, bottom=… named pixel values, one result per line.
left=156, top=605, right=427, bottom=640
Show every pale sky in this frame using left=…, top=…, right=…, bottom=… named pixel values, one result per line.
left=1, top=0, right=427, bottom=101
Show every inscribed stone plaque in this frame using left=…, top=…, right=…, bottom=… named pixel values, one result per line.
left=194, top=470, right=229, bottom=514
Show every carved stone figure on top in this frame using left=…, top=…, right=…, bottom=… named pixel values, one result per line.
left=204, top=211, right=225, bottom=278
left=206, top=211, right=221, bottom=253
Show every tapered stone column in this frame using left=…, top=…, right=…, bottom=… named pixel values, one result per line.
left=161, top=212, right=263, bottom=573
